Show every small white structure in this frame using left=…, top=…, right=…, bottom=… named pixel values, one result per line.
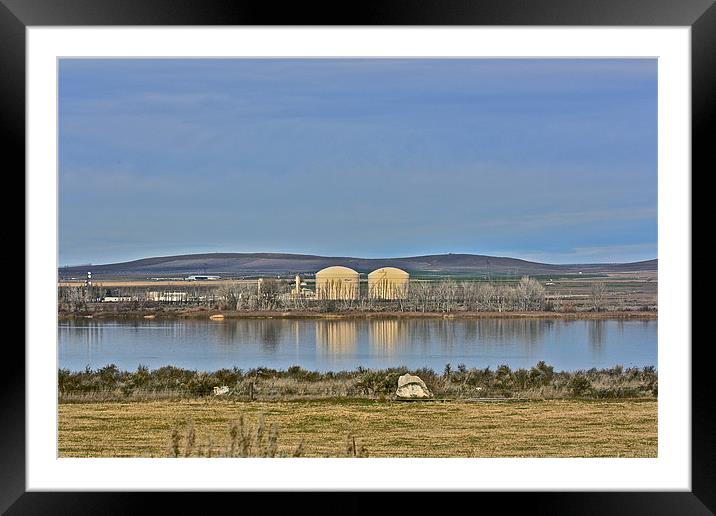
left=213, top=386, right=230, bottom=396
left=102, top=296, right=132, bottom=303
left=291, top=275, right=314, bottom=298
left=146, top=291, right=188, bottom=303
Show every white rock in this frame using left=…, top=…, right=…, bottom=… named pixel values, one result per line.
left=396, top=374, right=433, bottom=398
left=213, top=385, right=229, bottom=396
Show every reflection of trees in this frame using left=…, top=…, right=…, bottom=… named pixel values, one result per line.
left=210, top=317, right=553, bottom=359
left=617, top=320, right=625, bottom=335
left=217, top=320, right=239, bottom=343
left=404, top=319, right=458, bottom=349
left=215, top=319, right=287, bottom=350
left=375, top=318, right=550, bottom=358
left=466, top=319, right=548, bottom=347
left=257, top=320, right=287, bottom=350
left=588, top=320, right=606, bottom=352
left=315, top=320, right=358, bottom=352
left=59, top=319, right=105, bottom=348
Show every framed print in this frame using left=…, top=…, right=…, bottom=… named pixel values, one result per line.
left=6, top=0, right=710, bottom=512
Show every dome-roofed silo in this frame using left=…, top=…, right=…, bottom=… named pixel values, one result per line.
left=315, top=266, right=360, bottom=300
left=368, top=267, right=409, bottom=300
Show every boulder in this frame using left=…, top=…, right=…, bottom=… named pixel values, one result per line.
left=213, top=385, right=230, bottom=396
left=396, top=374, right=433, bottom=399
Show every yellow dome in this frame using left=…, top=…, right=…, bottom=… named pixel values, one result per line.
left=316, top=266, right=360, bottom=278
left=367, top=267, right=409, bottom=279
left=368, top=267, right=409, bottom=300
left=315, top=266, right=360, bottom=300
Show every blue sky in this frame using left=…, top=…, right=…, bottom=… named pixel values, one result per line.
left=59, top=58, right=657, bottom=266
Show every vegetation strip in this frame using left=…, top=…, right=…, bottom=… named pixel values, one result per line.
left=59, top=363, right=657, bottom=401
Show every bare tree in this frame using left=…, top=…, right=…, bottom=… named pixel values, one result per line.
left=408, top=280, right=432, bottom=313
left=462, top=281, right=479, bottom=311
left=59, top=286, right=87, bottom=312
left=494, top=284, right=517, bottom=312
left=590, top=281, right=607, bottom=312
left=435, top=279, right=459, bottom=312
left=515, top=276, right=546, bottom=311
left=476, top=282, right=496, bottom=311
left=258, top=278, right=287, bottom=310
left=216, top=281, right=246, bottom=310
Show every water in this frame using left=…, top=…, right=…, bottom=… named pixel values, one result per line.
left=58, top=317, right=657, bottom=372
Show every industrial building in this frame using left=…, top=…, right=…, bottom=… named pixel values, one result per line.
left=291, top=275, right=314, bottom=298
left=368, top=267, right=409, bottom=300
left=315, top=266, right=360, bottom=300
left=146, top=291, right=188, bottom=303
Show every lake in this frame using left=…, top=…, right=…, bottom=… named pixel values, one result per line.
left=58, top=317, right=657, bottom=372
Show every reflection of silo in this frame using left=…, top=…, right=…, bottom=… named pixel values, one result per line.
left=369, top=318, right=408, bottom=353
left=315, top=320, right=358, bottom=352
left=315, top=266, right=360, bottom=300
left=368, top=267, right=409, bottom=300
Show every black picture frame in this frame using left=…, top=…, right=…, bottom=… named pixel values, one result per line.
left=5, top=0, right=709, bottom=512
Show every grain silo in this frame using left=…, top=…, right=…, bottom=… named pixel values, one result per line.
left=368, top=267, right=409, bottom=300
left=315, top=266, right=360, bottom=300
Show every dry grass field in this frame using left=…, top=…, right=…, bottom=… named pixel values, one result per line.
left=543, top=271, right=657, bottom=312
left=59, top=398, right=657, bottom=458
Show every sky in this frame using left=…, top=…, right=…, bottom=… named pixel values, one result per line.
left=59, top=58, right=657, bottom=266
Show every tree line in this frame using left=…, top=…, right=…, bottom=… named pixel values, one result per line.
left=59, top=276, right=557, bottom=313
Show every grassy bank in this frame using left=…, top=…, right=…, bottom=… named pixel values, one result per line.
left=59, top=363, right=657, bottom=402
left=58, top=398, right=657, bottom=458
left=58, top=308, right=657, bottom=321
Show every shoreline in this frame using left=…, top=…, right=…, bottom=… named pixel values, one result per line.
left=58, top=309, right=657, bottom=321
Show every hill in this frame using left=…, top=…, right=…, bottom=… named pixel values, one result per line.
left=58, top=252, right=658, bottom=279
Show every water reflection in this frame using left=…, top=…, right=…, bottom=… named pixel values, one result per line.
left=214, top=319, right=288, bottom=350
left=588, top=320, right=606, bottom=357
left=315, top=320, right=358, bottom=353
left=58, top=317, right=657, bottom=372
left=369, top=319, right=410, bottom=353
left=217, top=319, right=239, bottom=343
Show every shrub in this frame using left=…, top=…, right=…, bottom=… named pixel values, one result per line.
left=186, top=372, right=214, bottom=396
left=529, top=361, right=555, bottom=387
left=494, top=365, right=514, bottom=396
left=443, top=363, right=452, bottom=379
left=569, top=375, right=593, bottom=397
